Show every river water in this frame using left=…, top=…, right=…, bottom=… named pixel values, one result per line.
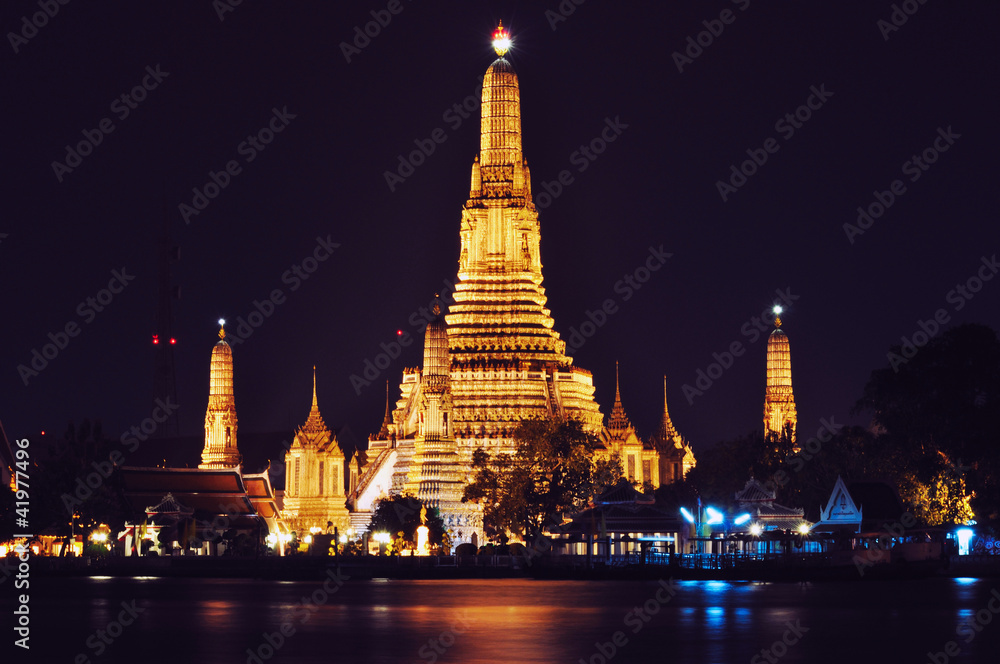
left=15, top=575, right=1000, bottom=663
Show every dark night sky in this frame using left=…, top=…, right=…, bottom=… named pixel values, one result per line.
left=3, top=1, right=998, bottom=457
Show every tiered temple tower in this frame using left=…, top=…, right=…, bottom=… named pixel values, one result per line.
left=649, top=377, right=696, bottom=483
left=598, top=364, right=660, bottom=486
left=763, top=307, right=797, bottom=442
left=282, top=368, right=350, bottom=534
left=199, top=321, right=241, bottom=469
left=353, top=25, right=602, bottom=543
left=402, top=315, right=468, bottom=517
left=438, top=23, right=603, bottom=442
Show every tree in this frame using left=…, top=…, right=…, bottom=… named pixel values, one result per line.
left=856, top=324, right=1000, bottom=524
left=367, top=494, right=446, bottom=550
left=462, top=417, right=622, bottom=542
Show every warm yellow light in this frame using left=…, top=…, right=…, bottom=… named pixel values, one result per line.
left=749, top=523, right=763, bottom=536
left=92, top=532, right=108, bottom=543
left=491, top=22, right=511, bottom=56
left=797, top=523, right=810, bottom=535
left=304, top=535, right=313, bottom=544
left=309, top=526, right=322, bottom=534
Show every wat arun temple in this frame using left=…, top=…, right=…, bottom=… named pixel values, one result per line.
left=340, top=25, right=696, bottom=544
left=165, top=25, right=815, bottom=550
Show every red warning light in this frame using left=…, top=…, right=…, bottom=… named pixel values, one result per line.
left=152, top=334, right=160, bottom=345
left=169, top=337, right=177, bottom=345
left=397, top=330, right=403, bottom=336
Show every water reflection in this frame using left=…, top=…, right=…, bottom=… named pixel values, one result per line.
left=23, top=576, right=1000, bottom=664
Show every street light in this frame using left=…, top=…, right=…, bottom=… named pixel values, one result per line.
left=734, top=513, right=751, bottom=526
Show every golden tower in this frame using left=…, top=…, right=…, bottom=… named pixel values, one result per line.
left=200, top=320, right=241, bottom=469
left=441, top=22, right=603, bottom=443
left=763, top=307, right=797, bottom=442
left=403, top=315, right=468, bottom=517
left=282, top=368, right=350, bottom=534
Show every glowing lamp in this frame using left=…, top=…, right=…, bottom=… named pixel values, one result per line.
left=956, top=528, right=974, bottom=556
left=680, top=507, right=695, bottom=524
left=303, top=535, right=313, bottom=544
left=773, top=305, right=783, bottom=315
left=797, top=523, right=811, bottom=535
left=749, top=523, right=763, bottom=536
left=705, top=507, right=724, bottom=525
left=734, top=513, right=751, bottom=526
left=492, top=21, right=511, bottom=56
left=169, top=337, right=176, bottom=345
left=218, top=318, right=226, bottom=326
left=152, top=335, right=160, bottom=345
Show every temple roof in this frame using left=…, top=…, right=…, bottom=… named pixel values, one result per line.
left=606, top=362, right=633, bottom=434
left=300, top=366, right=327, bottom=435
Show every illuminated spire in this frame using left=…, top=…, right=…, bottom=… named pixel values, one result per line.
left=301, top=366, right=327, bottom=434
left=491, top=21, right=511, bottom=57
left=200, top=321, right=240, bottom=469
left=377, top=381, right=393, bottom=440
left=657, top=376, right=679, bottom=444
left=764, top=307, right=797, bottom=442
left=607, top=362, right=632, bottom=433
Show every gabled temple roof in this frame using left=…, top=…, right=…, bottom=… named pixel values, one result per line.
left=735, top=477, right=777, bottom=503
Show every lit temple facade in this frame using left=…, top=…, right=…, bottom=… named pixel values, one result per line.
left=281, top=369, right=351, bottom=534
left=763, top=308, right=797, bottom=442
left=348, top=26, right=694, bottom=544
left=199, top=321, right=241, bottom=469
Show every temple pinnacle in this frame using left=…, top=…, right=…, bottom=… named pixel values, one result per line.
left=492, top=21, right=511, bottom=57
left=218, top=318, right=226, bottom=340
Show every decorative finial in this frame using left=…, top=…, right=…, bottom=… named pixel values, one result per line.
left=772, top=305, right=783, bottom=329
left=312, top=365, right=318, bottom=409
left=614, top=360, right=621, bottom=400
left=492, top=21, right=511, bottom=57
left=218, top=318, right=226, bottom=339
